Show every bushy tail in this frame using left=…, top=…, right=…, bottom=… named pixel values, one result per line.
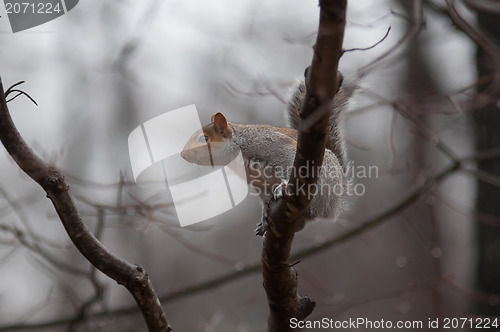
left=285, top=77, right=356, bottom=171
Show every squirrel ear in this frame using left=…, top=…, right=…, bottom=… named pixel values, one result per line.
left=211, top=113, right=231, bottom=138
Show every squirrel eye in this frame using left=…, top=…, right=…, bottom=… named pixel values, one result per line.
left=198, top=135, right=209, bottom=143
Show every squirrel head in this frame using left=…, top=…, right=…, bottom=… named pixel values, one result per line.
left=181, top=112, right=239, bottom=166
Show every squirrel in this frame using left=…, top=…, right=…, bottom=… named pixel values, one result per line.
left=181, top=73, right=355, bottom=235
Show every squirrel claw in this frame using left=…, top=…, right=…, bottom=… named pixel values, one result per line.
left=273, top=180, right=288, bottom=200
left=256, top=207, right=269, bottom=236
left=256, top=180, right=288, bottom=236
left=255, top=220, right=267, bottom=236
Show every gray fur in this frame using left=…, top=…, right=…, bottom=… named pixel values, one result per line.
left=286, top=78, right=356, bottom=172
left=230, top=123, right=346, bottom=226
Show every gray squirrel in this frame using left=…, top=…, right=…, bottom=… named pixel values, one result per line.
left=181, top=73, right=355, bottom=234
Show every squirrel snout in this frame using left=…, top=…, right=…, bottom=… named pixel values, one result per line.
left=180, top=150, right=186, bottom=159
left=180, top=149, right=198, bottom=164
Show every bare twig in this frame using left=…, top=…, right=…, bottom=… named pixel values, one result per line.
left=343, top=26, right=392, bottom=53
left=5, top=81, right=38, bottom=105
left=6, top=89, right=38, bottom=105
left=5, top=81, right=26, bottom=95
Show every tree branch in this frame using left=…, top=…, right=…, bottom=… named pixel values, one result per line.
left=0, top=78, right=171, bottom=332
left=261, top=1, right=347, bottom=331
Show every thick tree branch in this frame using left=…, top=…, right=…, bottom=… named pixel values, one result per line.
left=0, top=78, right=170, bottom=332
left=261, top=1, right=347, bottom=331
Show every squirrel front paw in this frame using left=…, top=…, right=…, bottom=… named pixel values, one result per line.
left=256, top=181, right=289, bottom=236
left=256, top=201, right=271, bottom=236
left=255, top=217, right=267, bottom=236
left=273, top=180, right=288, bottom=200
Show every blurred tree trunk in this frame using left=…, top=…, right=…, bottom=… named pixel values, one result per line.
left=472, top=4, right=500, bottom=321
left=400, top=0, right=444, bottom=320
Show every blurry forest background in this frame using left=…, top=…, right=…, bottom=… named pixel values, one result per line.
left=0, top=0, right=499, bottom=331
